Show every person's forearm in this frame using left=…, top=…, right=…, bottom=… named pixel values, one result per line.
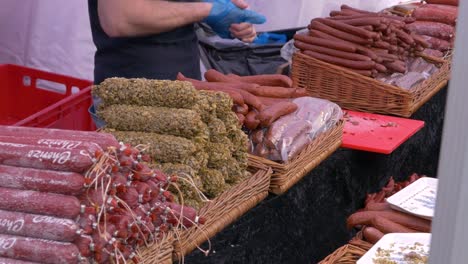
left=98, top=0, right=212, bottom=37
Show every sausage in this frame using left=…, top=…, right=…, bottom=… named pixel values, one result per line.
left=0, top=258, right=40, bottom=264
left=365, top=202, right=392, bottom=212
left=0, top=187, right=81, bottom=219
left=411, top=33, right=430, bottom=49
left=177, top=73, right=245, bottom=105
left=0, top=142, right=94, bottom=173
left=313, top=18, right=377, bottom=39
left=74, top=235, right=93, bottom=258
left=233, top=104, right=249, bottom=115
left=371, top=216, right=416, bottom=234
left=117, top=187, right=139, bottom=209
left=384, top=61, right=407, bottom=73
left=422, top=48, right=444, bottom=58
left=257, top=97, right=290, bottom=107
left=347, top=211, right=431, bottom=232
left=0, top=126, right=118, bottom=149
left=413, top=5, right=458, bottom=25
left=363, top=227, right=384, bottom=244
left=406, top=21, right=455, bottom=40
left=0, top=165, right=84, bottom=195
left=257, top=102, right=298, bottom=127
left=237, top=90, right=264, bottom=111
left=251, top=129, right=264, bottom=144
left=394, top=29, right=415, bottom=46
left=167, top=203, right=205, bottom=227
left=236, top=113, right=245, bottom=126
left=420, top=35, right=451, bottom=51
left=340, top=4, right=373, bottom=14
left=0, top=234, right=80, bottom=264
left=0, top=210, right=79, bottom=242
left=303, top=50, right=376, bottom=70
left=310, top=21, right=372, bottom=45
left=329, top=10, right=359, bottom=17
left=294, top=41, right=371, bottom=61
left=336, top=17, right=384, bottom=26
left=239, top=86, right=296, bottom=98
left=244, top=111, right=260, bottom=130
left=426, top=0, right=458, bottom=6
left=373, top=40, right=391, bottom=50
left=227, top=74, right=293, bottom=88
left=375, top=64, right=388, bottom=73
left=0, top=136, right=103, bottom=154
left=294, top=33, right=356, bottom=53
left=204, top=69, right=239, bottom=83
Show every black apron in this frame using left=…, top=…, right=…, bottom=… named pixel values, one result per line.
left=88, top=0, right=201, bottom=84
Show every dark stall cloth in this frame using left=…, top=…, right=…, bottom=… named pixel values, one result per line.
left=185, top=88, right=447, bottom=264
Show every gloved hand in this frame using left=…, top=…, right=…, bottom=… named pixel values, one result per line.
left=203, top=0, right=266, bottom=39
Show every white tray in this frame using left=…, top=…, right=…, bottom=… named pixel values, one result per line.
left=386, top=177, right=438, bottom=220
left=357, top=233, right=431, bottom=264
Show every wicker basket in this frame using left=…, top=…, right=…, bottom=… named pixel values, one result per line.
left=135, top=232, right=174, bottom=264
left=172, top=165, right=272, bottom=260
left=319, top=233, right=373, bottom=264
left=249, top=120, right=344, bottom=195
left=291, top=52, right=451, bottom=117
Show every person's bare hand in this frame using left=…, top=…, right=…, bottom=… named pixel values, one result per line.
left=229, top=0, right=257, bottom=43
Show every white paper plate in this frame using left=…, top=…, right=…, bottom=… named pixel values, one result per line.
left=357, top=233, right=431, bottom=264
left=386, top=177, right=438, bottom=220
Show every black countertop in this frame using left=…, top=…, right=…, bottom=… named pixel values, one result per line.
left=185, top=88, right=447, bottom=264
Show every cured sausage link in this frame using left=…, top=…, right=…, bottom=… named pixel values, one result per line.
left=0, top=210, right=80, bottom=242
left=0, top=187, right=81, bottom=219
left=0, top=257, right=41, bottom=264
left=0, top=165, right=85, bottom=195
left=0, top=142, right=94, bottom=173
left=0, top=234, right=80, bottom=264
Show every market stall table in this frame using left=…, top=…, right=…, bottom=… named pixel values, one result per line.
left=184, top=86, right=447, bottom=263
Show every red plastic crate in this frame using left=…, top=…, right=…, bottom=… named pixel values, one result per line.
left=0, top=64, right=95, bottom=131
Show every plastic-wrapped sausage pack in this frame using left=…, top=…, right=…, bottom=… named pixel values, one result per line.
left=0, top=125, right=204, bottom=264
left=250, top=97, right=343, bottom=162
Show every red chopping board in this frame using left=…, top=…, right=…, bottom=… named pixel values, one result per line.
left=341, top=110, right=425, bottom=154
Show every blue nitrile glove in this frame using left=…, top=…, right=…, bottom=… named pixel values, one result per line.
left=253, top=33, right=287, bottom=45
left=203, top=0, right=266, bottom=39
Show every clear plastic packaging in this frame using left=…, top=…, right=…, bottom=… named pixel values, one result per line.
left=249, top=97, right=342, bottom=162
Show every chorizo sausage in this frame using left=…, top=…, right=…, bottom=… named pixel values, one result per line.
left=0, top=258, right=40, bottom=264
left=237, top=90, right=264, bottom=111
left=0, top=234, right=80, bottom=264
left=384, top=61, right=407, bottom=73
left=244, top=111, right=260, bottom=130
left=0, top=165, right=84, bottom=195
left=0, top=187, right=81, bottom=219
left=407, top=21, right=455, bottom=40
left=420, top=35, right=451, bottom=51
left=413, top=5, right=457, bottom=25
left=310, top=21, right=372, bottom=45
left=294, top=33, right=357, bottom=53
left=335, top=17, right=384, bottom=27
left=294, top=41, right=372, bottom=61
left=0, top=210, right=79, bottom=242
left=0, top=126, right=118, bottom=149
left=0, top=142, right=94, bottom=173
left=426, top=0, right=458, bottom=6
left=257, top=102, right=298, bottom=127
left=227, top=74, right=293, bottom=88
left=303, top=50, right=376, bottom=70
